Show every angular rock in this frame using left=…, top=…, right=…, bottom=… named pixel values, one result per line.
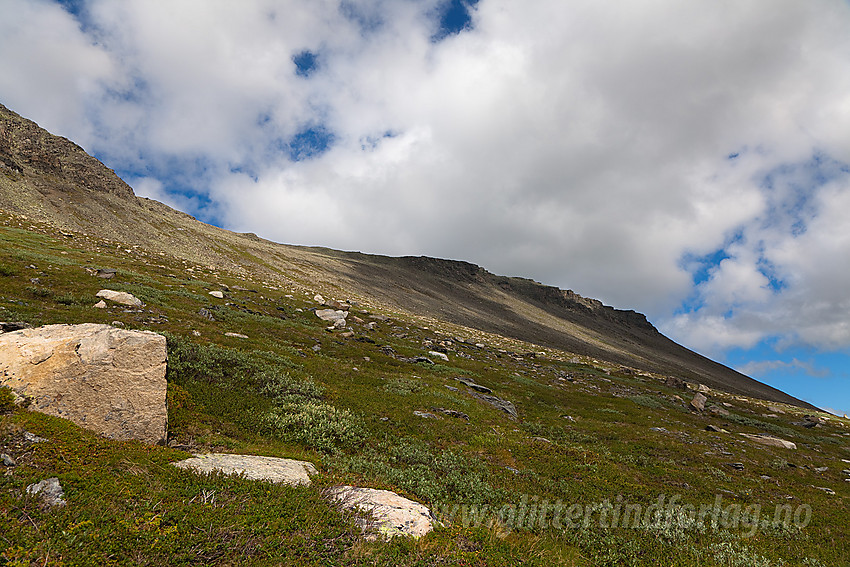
left=689, top=393, right=707, bottom=412
left=314, top=294, right=325, bottom=305
left=455, top=377, right=492, bottom=394
left=208, top=290, right=224, bottom=299
left=315, top=309, right=347, bottom=325
left=665, top=376, right=687, bottom=390
left=705, top=424, right=728, bottom=433
left=96, top=268, right=116, bottom=279
left=173, top=453, right=317, bottom=485
left=739, top=433, right=797, bottom=450
left=709, top=406, right=730, bottom=417
left=428, top=351, right=449, bottom=362
left=96, top=289, right=143, bottom=307
left=1, top=453, right=15, bottom=466
left=330, top=486, right=436, bottom=539
left=93, top=300, right=107, bottom=309
left=225, top=332, right=248, bottom=339
left=697, top=384, right=711, bottom=394
left=434, top=407, right=469, bottom=420
left=27, top=477, right=66, bottom=507
left=0, top=324, right=167, bottom=444
left=471, top=391, right=517, bottom=418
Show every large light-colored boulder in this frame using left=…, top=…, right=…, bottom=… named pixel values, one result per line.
left=96, top=289, right=143, bottom=307
left=315, top=309, right=348, bottom=328
left=173, top=453, right=317, bottom=485
left=0, top=324, right=167, bottom=444
left=330, top=486, right=436, bottom=539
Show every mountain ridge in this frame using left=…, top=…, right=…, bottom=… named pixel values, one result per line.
left=0, top=102, right=816, bottom=409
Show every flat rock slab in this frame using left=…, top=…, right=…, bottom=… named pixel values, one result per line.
left=173, top=453, right=318, bottom=485
left=739, top=433, right=797, bottom=450
left=330, top=486, right=435, bottom=539
left=0, top=324, right=167, bottom=444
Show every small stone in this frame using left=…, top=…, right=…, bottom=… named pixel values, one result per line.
left=208, top=291, right=224, bottom=299
left=311, top=344, right=321, bottom=352
left=93, top=300, right=107, bottom=309
left=434, top=408, right=469, bottom=420
left=314, top=294, right=325, bottom=305
left=111, top=321, right=125, bottom=327
left=650, top=427, right=667, bottom=432
left=665, top=376, right=687, bottom=390
left=814, top=466, right=829, bottom=473
left=192, top=330, right=201, bottom=337
left=27, top=477, right=66, bottom=506
left=1, top=453, right=16, bottom=466
left=812, top=486, right=835, bottom=496
left=23, top=432, right=48, bottom=443
left=225, top=332, right=248, bottom=339
left=705, top=425, right=728, bottom=433
left=413, top=411, right=438, bottom=419
left=727, top=463, right=745, bottom=471
left=198, top=308, right=215, bottom=321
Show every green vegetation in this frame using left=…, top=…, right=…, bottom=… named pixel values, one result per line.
left=0, top=219, right=848, bottom=566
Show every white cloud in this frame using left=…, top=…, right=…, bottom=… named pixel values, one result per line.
left=3, top=0, right=850, bottom=360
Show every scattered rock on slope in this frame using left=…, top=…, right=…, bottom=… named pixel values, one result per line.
left=26, top=477, right=66, bottom=507
left=330, top=486, right=436, bottom=539
left=173, top=454, right=318, bottom=485
left=0, top=323, right=167, bottom=444
left=739, top=433, right=797, bottom=450
left=96, top=289, right=143, bottom=307
left=689, top=392, right=707, bottom=412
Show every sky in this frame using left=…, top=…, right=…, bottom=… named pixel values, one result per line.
left=1, top=0, right=849, bottom=416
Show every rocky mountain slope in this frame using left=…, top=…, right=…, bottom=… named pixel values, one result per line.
left=0, top=102, right=812, bottom=408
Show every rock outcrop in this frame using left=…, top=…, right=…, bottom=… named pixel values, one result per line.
left=0, top=324, right=167, bottom=444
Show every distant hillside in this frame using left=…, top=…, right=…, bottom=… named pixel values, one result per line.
left=0, top=102, right=816, bottom=409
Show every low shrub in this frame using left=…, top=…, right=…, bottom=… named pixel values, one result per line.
left=262, top=402, right=363, bottom=453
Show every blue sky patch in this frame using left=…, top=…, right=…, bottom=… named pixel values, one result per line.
left=288, top=126, right=335, bottom=161
left=293, top=51, right=319, bottom=78
left=432, top=0, right=479, bottom=42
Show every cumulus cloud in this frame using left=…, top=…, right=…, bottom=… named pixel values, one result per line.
left=2, top=0, right=850, bottom=364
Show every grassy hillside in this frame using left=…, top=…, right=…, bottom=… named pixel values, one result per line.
left=1, top=213, right=848, bottom=566
left=0, top=102, right=814, bottom=408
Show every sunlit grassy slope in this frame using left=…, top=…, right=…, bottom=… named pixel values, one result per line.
left=1, top=213, right=848, bottom=566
